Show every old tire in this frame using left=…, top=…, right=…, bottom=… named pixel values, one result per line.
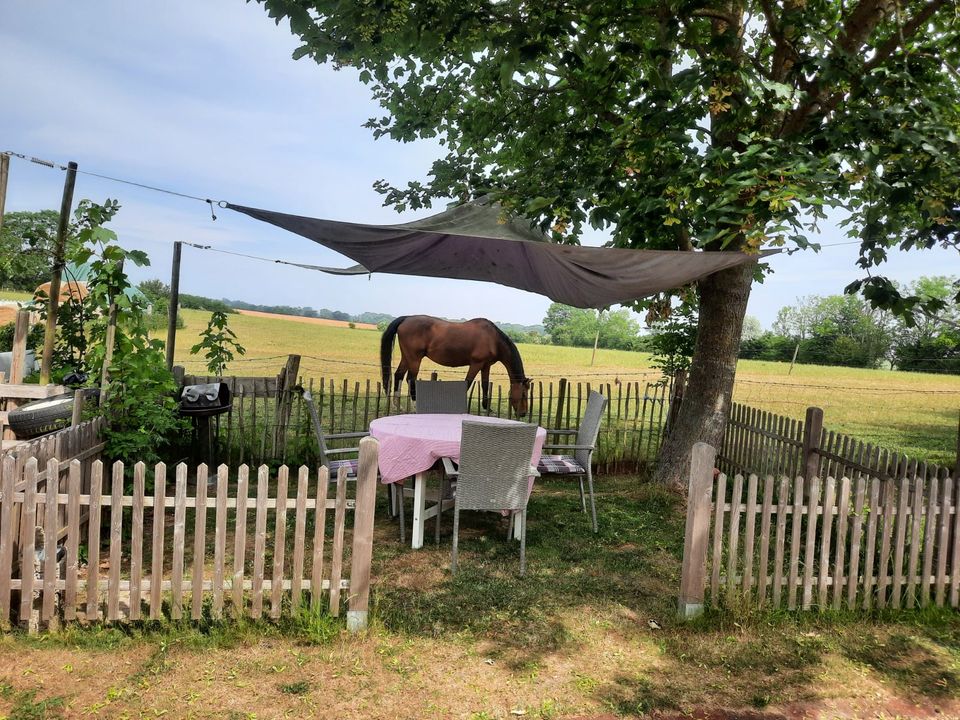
left=6, top=394, right=76, bottom=439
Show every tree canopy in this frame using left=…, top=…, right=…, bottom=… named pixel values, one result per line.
left=258, top=0, right=960, bottom=483
left=0, top=210, right=60, bottom=291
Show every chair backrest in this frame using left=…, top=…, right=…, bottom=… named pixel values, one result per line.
left=415, top=379, right=469, bottom=414
left=456, top=421, right=538, bottom=511
left=575, top=391, right=607, bottom=468
left=303, top=390, right=332, bottom=468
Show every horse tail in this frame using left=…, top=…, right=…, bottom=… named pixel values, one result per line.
left=380, top=316, right=407, bottom=392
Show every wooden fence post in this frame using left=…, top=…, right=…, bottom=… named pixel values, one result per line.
left=347, top=436, right=378, bottom=632
left=679, top=442, right=716, bottom=618
left=802, top=407, right=824, bottom=485
left=664, top=369, right=687, bottom=437
left=275, top=354, right=301, bottom=449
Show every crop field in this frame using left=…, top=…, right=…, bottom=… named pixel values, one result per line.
left=170, top=309, right=960, bottom=467
left=2, top=292, right=958, bottom=467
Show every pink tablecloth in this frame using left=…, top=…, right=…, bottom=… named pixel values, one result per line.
left=369, top=414, right=547, bottom=484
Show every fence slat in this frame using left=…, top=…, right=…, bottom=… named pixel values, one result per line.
left=816, top=476, right=836, bottom=608
left=171, top=463, right=188, bottom=620
left=936, top=478, right=952, bottom=607
left=891, top=477, right=911, bottom=609
left=787, top=476, right=804, bottom=611
left=757, top=476, right=774, bottom=606
left=832, top=476, right=851, bottom=610
left=150, top=464, right=166, bottom=620
left=41, top=458, right=59, bottom=623
left=951, top=476, right=960, bottom=607
left=328, top=467, right=349, bottom=616
left=742, top=475, right=759, bottom=597
left=251, top=465, right=269, bottom=619
left=921, top=476, right=940, bottom=607
left=726, top=475, right=744, bottom=602
left=801, top=477, right=820, bottom=610
left=846, top=476, right=867, bottom=609
left=232, top=465, right=249, bottom=617
left=710, top=473, right=726, bottom=604
left=271, top=466, right=289, bottom=620
left=64, top=460, right=81, bottom=622
left=311, top=467, right=330, bottom=611
left=213, top=465, right=228, bottom=619
left=0, top=457, right=14, bottom=627
left=772, top=476, right=789, bottom=608
left=128, top=463, right=145, bottom=621
left=19, top=459, right=38, bottom=628
left=107, top=461, right=124, bottom=621
left=192, top=464, right=208, bottom=621
left=906, top=477, right=925, bottom=608
left=876, top=478, right=897, bottom=609
left=291, top=466, right=308, bottom=611
left=86, top=461, right=103, bottom=622
left=863, top=479, right=881, bottom=610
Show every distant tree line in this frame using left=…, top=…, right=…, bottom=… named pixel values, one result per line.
left=740, top=277, right=959, bottom=373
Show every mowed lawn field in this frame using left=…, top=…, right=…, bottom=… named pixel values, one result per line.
left=168, top=308, right=960, bottom=467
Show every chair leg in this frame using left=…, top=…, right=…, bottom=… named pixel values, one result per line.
left=586, top=468, right=598, bottom=533
left=519, top=508, right=527, bottom=576
left=578, top=476, right=587, bottom=511
left=398, top=484, right=406, bottom=544
left=451, top=506, right=460, bottom=574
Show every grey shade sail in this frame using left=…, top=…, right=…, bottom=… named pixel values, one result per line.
left=226, top=199, right=769, bottom=309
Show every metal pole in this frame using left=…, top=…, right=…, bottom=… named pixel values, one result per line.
left=40, top=161, right=78, bottom=384
left=165, top=241, right=182, bottom=370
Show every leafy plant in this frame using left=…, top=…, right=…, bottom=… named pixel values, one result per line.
left=66, top=199, right=187, bottom=466
left=190, top=310, right=246, bottom=377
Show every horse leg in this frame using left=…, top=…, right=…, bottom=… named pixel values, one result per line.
left=480, top=365, right=492, bottom=410
left=393, top=358, right=408, bottom=411
left=407, top=357, right=423, bottom=404
left=464, top=364, right=483, bottom=410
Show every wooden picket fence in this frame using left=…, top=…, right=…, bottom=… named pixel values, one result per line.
left=0, top=437, right=378, bottom=632
left=182, top=357, right=674, bottom=471
left=680, top=442, right=959, bottom=616
left=719, top=403, right=956, bottom=486
left=0, top=417, right=105, bottom=568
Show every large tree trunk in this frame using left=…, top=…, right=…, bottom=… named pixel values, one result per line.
left=653, top=262, right=754, bottom=487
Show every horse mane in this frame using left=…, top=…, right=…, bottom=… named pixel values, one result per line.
left=492, top=325, right=526, bottom=382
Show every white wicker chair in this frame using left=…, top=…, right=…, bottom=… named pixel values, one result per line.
left=537, top=390, right=606, bottom=532
left=442, top=421, right=539, bottom=576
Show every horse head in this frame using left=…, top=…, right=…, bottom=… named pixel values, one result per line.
left=509, top=377, right=532, bottom=417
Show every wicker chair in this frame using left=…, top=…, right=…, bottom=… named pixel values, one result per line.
left=441, top=421, right=540, bottom=576
left=537, top=390, right=606, bottom=533
left=415, top=379, right=469, bottom=414
left=395, top=379, right=468, bottom=542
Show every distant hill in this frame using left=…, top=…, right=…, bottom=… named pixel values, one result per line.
left=215, top=299, right=542, bottom=333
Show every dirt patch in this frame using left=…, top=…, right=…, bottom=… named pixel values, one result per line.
left=236, top=309, right=378, bottom=330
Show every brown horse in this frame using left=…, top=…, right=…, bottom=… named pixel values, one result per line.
left=380, top=315, right=531, bottom=416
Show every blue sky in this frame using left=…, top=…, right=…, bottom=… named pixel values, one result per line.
left=1, top=1, right=952, bottom=329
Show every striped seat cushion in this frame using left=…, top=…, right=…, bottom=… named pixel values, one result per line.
left=537, top=454, right=584, bottom=474
left=328, top=458, right=358, bottom=476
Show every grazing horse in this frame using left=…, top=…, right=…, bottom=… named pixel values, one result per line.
left=380, top=315, right=531, bottom=416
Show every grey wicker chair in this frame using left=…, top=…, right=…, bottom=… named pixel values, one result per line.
left=415, top=379, right=469, bottom=414
left=537, top=390, right=606, bottom=532
left=441, top=421, right=539, bottom=576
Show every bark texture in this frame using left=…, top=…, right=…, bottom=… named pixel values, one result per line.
left=653, top=262, right=755, bottom=487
